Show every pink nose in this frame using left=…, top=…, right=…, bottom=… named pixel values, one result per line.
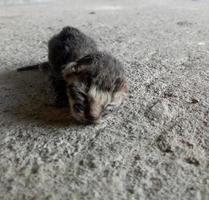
left=86, top=112, right=100, bottom=124
left=88, top=114, right=99, bottom=122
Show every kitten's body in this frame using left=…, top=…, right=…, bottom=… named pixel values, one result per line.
left=17, top=26, right=128, bottom=124
left=48, top=26, right=98, bottom=107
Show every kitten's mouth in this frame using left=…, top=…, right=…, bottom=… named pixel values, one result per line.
left=85, top=120, right=98, bottom=125
left=82, top=114, right=101, bottom=125
left=73, top=118, right=100, bottom=125
left=70, top=112, right=100, bottom=125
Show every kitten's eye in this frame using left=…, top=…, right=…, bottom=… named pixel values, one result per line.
left=73, top=103, right=85, bottom=113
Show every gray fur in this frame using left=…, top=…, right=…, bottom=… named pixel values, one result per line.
left=64, top=52, right=126, bottom=92
left=17, top=26, right=127, bottom=123
left=63, top=51, right=128, bottom=124
left=47, top=26, right=98, bottom=107
left=48, top=26, right=98, bottom=76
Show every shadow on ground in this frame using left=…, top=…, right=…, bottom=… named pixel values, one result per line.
left=0, top=69, right=78, bottom=127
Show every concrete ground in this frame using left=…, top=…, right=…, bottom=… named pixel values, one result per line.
left=0, top=0, right=209, bottom=199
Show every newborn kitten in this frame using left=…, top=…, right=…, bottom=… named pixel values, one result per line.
left=17, top=26, right=128, bottom=124
left=63, top=51, right=128, bottom=124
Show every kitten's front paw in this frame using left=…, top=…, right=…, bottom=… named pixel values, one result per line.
left=102, top=103, right=120, bottom=117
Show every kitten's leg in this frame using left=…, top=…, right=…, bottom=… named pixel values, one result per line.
left=50, top=76, right=69, bottom=107
left=105, top=81, right=128, bottom=112
left=105, top=91, right=126, bottom=112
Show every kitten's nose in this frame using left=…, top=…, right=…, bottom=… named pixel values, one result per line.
left=86, top=114, right=100, bottom=124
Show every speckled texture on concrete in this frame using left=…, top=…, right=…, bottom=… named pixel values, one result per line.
left=0, top=0, right=209, bottom=199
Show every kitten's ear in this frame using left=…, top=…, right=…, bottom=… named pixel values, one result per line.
left=77, top=54, right=94, bottom=66
left=120, top=80, right=128, bottom=93
left=62, top=62, right=77, bottom=80
left=63, top=54, right=95, bottom=80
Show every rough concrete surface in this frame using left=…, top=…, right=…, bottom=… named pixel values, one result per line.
left=0, top=0, right=209, bottom=199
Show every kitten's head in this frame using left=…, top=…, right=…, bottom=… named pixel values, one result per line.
left=62, top=53, right=128, bottom=124
left=66, top=81, right=112, bottom=124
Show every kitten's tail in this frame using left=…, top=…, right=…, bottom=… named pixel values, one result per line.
left=17, top=62, right=49, bottom=72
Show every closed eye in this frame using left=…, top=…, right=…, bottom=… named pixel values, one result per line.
left=73, top=103, right=85, bottom=113
left=68, top=85, right=86, bottom=101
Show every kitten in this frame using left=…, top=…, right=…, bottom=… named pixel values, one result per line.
left=62, top=51, right=128, bottom=124
left=17, top=26, right=128, bottom=124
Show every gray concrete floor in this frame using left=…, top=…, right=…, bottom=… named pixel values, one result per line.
left=0, top=0, right=209, bottom=199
